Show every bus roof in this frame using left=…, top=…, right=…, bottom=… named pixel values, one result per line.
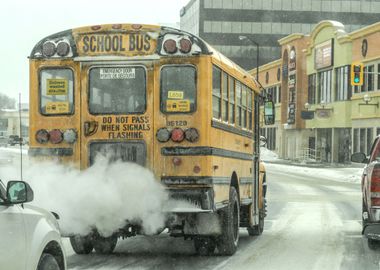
left=30, top=23, right=259, bottom=91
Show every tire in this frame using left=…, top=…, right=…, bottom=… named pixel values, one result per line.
left=194, top=236, right=216, bottom=256
left=247, top=198, right=266, bottom=236
left=93, top=235, right=118, bottom=254
left=362, top=199, right=368, bottom=232
left=368, top=238, right=380, bottom=250
left=37, top=253, right=60, bottom=270
left=216, top=187, right=240, bottom=255
left=70, top=235, right=93, bottom=254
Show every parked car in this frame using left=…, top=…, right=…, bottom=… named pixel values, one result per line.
left=8, top=135, right=24, bottom=146
left=352, top=134, right=380, bottom=250
left=0, top=180, right=66, bottom=270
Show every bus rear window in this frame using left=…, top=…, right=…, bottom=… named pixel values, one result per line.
left=40, top=68, right=74, bottom=115
left=89, top=66, right=146, bottom=115
left=160, top=65, right=196, bottom=113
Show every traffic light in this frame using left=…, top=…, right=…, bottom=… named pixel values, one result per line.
left=351, top=63, right=364, bottom=86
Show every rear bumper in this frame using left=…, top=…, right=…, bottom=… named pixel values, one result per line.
left=364, top=223, right=380, bottom=240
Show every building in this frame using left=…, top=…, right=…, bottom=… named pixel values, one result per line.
left=180, top=0, right=380, bottom=70
left=257, top=20, right=380, bottom=163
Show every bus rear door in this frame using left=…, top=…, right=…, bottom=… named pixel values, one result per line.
left=79, top=63, right=154, bottom=169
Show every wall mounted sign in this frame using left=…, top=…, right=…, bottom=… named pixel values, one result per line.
left=362, top=39, right=368, bottom=57
left=314, top=39, right=334, bottom=70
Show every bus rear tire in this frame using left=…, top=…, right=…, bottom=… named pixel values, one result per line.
left=216, top=187, right=239, bottom=255
left=93, top=235, right=118, bottom=254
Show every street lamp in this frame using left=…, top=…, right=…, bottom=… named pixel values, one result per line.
left=239, top=35, right=260, bottom=83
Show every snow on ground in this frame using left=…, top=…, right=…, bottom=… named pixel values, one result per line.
left=260, top=147, right=363, bottom=184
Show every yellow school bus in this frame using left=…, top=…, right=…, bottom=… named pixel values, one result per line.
left=29, top=24, right=274, bottom=256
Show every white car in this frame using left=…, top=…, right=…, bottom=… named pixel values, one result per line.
left=0, top=180, right=66, bottom=270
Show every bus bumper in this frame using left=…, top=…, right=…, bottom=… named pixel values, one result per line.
left=164, top=188, right=223, bottom=236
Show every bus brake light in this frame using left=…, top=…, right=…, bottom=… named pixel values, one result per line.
left=185, top=128, right=199, bottom=142
left=171, top=128, right=184, bottom=142
left=49, top=129, right=63, bottom=144
left=156, top=128, right=171, bottom=142
left=36, top=129, right=49, bottom=144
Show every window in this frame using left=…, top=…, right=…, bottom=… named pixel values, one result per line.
left=161, top=66, right=197, bottom=114
left=90, top=66, right=146, bottom=114
left=236, top=81, right=242, bottom=127
left=317, top=70, right=332, bottom=103
left=377, top=64, right=380, bottom=90
left=229, top=76, right=235, bottom=124
left=40, top=68, right=74, bottom=115
left=335, top=66, right=351, bottom=101
left=308, top=74, right=316, bottom=104
left=247, top=90, right=253, bottom=130
left=0, top=182, right=5, bottom=203
left=212, top=66, right=222, bottom=119
left=362, top=65, right=374, bottom=92
left=242, top=85, right=247, bottom=128
left=222, top=72, right=228, bottom=122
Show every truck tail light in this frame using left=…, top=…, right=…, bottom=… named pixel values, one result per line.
left=370, top=165, right=380, bottom=206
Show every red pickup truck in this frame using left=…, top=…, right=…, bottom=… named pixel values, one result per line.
left=352, top=135, right=380, bottom=250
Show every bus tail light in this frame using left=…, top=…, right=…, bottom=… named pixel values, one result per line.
left=179, top=38, right=192, bottom=53
left=172, top=157, right=182, bottom=166
left=370, top=165, right=380, bottom=206
left=49, top=129, right=63, bottom=144
left=171, top=128, right=184, bottom=142
left=63, top=129, right=77, bottom=144
left=185, top=128, right=199, bottom=142
left=36, top=129, right=49, bottom=144
left=156, top=128, right=171, bottom=142
left=56, top=41, right=70, bottom=57
left=42, top=41, right=56, bottom=57
left=163, top=39, right=177, bottom=54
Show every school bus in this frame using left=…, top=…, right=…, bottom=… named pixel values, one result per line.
left=29, top=24, right=275, bottom=256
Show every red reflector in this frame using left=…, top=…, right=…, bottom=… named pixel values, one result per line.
left=172, top=157, right=182, bottom=166
left=371, top=166, right=380, bottom=192
left=163, top=39, right=177, bottom=54
left=49, top=129, right=63, bottom=144
left=372, top=198, right=380, bottom=206
left=179, top=38, right=192, bottom=53
left=193, top=165, right=201, bottom=174
left=171, top=128, right=184, bottom=142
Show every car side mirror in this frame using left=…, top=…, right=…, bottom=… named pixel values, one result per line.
left=264, top=100, right=275, bottom=125
left=6, top=181, right=34, bottom=204
left=351, top=152, right=368, bottom=164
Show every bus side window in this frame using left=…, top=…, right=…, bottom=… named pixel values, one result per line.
left=40, top=68, right=74, bottom=115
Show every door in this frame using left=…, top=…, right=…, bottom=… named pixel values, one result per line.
left=0, top=204, right=27, bottom=270
left=80, top=63, right=154, bottom=169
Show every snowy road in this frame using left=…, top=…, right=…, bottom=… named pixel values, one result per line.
left=63, top=162, right=380, bottom=270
